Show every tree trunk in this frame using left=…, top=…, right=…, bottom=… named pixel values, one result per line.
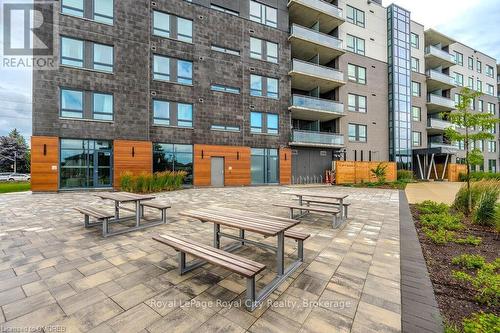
left=465, top=123, right=472, bottom=215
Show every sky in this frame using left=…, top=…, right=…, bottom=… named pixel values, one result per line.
left=0, top=0, right=499, bottom=141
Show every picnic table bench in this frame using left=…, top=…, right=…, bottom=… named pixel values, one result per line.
left=74, top=207, right=114, bottom=237
left=273, top=203, right=341, bottom=228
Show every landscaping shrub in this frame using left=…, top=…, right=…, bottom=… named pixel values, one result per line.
left=397, top=170, right=413, bottom=181
left=452, top=259, right=500, bottom=306
left=462, top=312, right=500, bottom=333
left=473, top=189, right=499, bottom=227
left=459, top=171, right=500, bottom=182
left=452, top=254, right=486, bottom=270
left=370, top=163, right=388, bottom=183
left=423, top=228, right=456, bottom=245
left=454, top=235, right=482, bottom=246
left=119, top=171, right=187, bottom=193
left=453, top=180, right=500, bottom=215
left=416, top=200, right=449, bottom=215
left=420, top=213, right=463, bottom=231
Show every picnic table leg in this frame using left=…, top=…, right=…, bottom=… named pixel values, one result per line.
left=214, top=223, right=220, bottom=249
left=114, top=201, right=120, bottom=220
left=135, top=201, right=141, bottom=227
left=276, top=231, right=284, bottom=276
left=339, top=198, right=344, bottom=222
left=239, top=229, right=245, bottom=246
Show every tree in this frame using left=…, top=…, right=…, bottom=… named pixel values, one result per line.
left=444, top=87, right=500, bottom=214
left=0, top=129, right=30, bottom=173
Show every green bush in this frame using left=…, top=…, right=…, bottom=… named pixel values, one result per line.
left=453, top=180, right=500, bottom=215
left=462, top=312, right=500, bottom=333
left=460, top=171, right=500, bottom=182
left=452, top=260, right=500, bottom=306
left=452, top=254, right=486, bottom=269
left=370, top=163, right=388, bottom=183
left=423, top=227, right=456, bottom=245
left=473, top=189, right=499, bottom=226
left=119, top=171, right=187, bottom=193
left=421, top=213, right=463, bottom=231
left=397, top=170, right=413, bottom=181
left=454, top=235, right=482, bottom=246
left=417, top=200, right=450, bottom=215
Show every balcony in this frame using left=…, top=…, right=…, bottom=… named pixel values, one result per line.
left=288, top=0, right=344, bottom=34
left=425, top=29, right=456, bottom=48
left=290, top=130, right=344, bottom=147
left=289, top=24, right=345, bottom=65
left=290, top=59, right=345, bottom=92
left=290, top=94, right=344, bottom=121
left=426, top=70, right=456, bottom=92
left=429, top=142, right=459, bottom=151
left=425, top=45, right=456, bottom=69
left=427, top=118, right=456, bottom=134
left=427, top=94, right=455, bottom=114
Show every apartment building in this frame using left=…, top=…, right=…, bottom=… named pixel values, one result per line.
left=31, top=0, right=499, bottom=191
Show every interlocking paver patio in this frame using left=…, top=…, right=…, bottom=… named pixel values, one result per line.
left=0, top=186, right=401, bottom=332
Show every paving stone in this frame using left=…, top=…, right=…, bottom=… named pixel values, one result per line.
left=198, top=313, right=245, bottom=333
left=300, top=307, right=353, bottom=333
left=0, top=272, right=39, bottom=292
left=77, top=259, right=113, bottom=276
left=249, top=309, right=301, bottom=333
left=111, top=283, right=159, bottom=310
left=2, top=290, right=56, bottom=321
left=0, top=287, right=26, bottom=307
left=58, top=287, right=108, bottom=315
left=107, top=303, right=161, bottom=333
left=71, top=266, right=124, bottom=292
left=1, top=303, right=65, bottom=330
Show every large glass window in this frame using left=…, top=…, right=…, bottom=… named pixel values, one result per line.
left=153, top=11, right=170, bottom=38
left=411, top=81, right=421, bottom=97
left=267, top=114, right=278, bottom=134
left=346, top=5, right=365, bottom=27
left=61, top=37, right=84, bottom=67
left=411, top=106, right=421, bottom=121
left=250, top=37, right=278, bottom=63
left=346, top=35, right=365, bottom=55
left=455, top=51, right=463, bottom=66
left=488, top=160, right=497, bottom=173
left=412, top=131, right=421, bottom=147
left=177, top=60, right=193, bottom=84
left=60, top=139, right=112, bottom=189
left=348, top=94, right=367, bottom=113
left=153, top=56, right=192, bottom=85
left=250, top=75, right=263, bottom=97
left=454, top=72, right=463, bottom=86
left=61, top=0, right=84, bottom=17
left=93, top=93, right=113, bottom=120
left=348, top=64, right=366, bottom=84
left=249, top=1, right=277, bottom=28
left=410, top=33, right=419, bottom=49
left=486, top=65, right=494, bottom=78
left=153, top=143, right=193, bottom=184
left=62, top=0, right=114, bottom=25
left=153, top=100, right=170, bottom=125
left=177, top=17, right=193, bottom=43
left=411, top=57, right=419, bottom=72
left=60, top=89, right=83, bottom=118
left=93, top=0, right=114, bottom=24
left=93, top=43, right=114, bottom=72
left=177, top=103, right=193, bottom=127
left=468, top=57, right=474, bottom=70
left=251, top=148, right=278, bottom=184
left=152, top=11, right=192, bottom=43
left=348, top=123, right=367, bottom=142
left=267, top=78, right=278, bottom=99
left=250, top=112, right=262, bottom=133
left=153, top=55, right=170, bottom=81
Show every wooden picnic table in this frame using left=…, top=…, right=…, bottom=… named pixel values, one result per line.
left=283, top=191, right=349, bottom=221
left=94, top=192, right=155, bottom=227
left=179, top=207, right=303, bottom=307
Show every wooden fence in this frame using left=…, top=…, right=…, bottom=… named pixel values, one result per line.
left=445, top=164, right=467, bottom=182
left=335, top=161, right=397, bottom=184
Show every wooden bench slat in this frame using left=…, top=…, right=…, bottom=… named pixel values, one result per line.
left=74, top=207, right=114, bottom=219
left=141, top=201, right=171, bottom=209
left=273, top=203, right=340, bottom=214
left=207, top=208, right=298, bottom=225
left=284, top=230, right=310, bottom=241
left=197, top=208, right=294, bottom=230
left=153, top=234, right=265, bottom=277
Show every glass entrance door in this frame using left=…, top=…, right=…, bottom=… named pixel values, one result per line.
left=60, top=139, right=113, bottom=189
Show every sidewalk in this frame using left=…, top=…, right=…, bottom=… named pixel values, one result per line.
left=405, top=182, right=464, bottom=205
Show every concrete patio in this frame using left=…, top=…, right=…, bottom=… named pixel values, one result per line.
left=0, top=186, right=401, bottom=333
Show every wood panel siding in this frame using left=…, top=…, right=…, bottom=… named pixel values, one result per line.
left=279, top=148, right=292, bottom=185
left=113, top=140, right=152, bottom=189
left=194, top=144, right=251, bottom=186
left=335, top=161, right=397, bottom=184
left=31, top=136, right=59, bottom=192
left=446, top=163, right=467, bottom=182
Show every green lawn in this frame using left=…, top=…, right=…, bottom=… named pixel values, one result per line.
left=0, top=182, right=31, bottom=194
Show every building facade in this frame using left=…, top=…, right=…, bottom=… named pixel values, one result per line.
left=31, top=0, right=499, bottom=191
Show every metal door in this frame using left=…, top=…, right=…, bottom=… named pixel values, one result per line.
left=210, top=157, right=224, bottom=187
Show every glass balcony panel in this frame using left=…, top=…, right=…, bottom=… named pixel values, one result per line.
left=292, top=130, right=344, bottom=146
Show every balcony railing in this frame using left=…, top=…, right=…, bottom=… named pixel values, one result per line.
left=291, top=95, right=344, bottom=114
left=293, top=0, right=343, bottom=19
left=290, top=24, right=343, bottom=50
left=425, top=45, right=456, bottom=63
left=427, top=94, right=456, bottom=109
left=429, top=142, right=459, bottom=150
left=426, top=70, right=456, bottom=86
left=292, top=130, right=344, bottom=146
left=291, top=59, right=344, bottom=82
left=427, top=118, right=456, bottom=130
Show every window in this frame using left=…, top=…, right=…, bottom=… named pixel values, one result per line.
left=411, top=57, right=419, bottom=72
left=153, top=11, right=193, bottom=43
left=250, top=112, right=262, bottom=133
left=477, top=140, right=484, bottom=152
left=487, top=103, right=496, bottom=115
left=412, top=131, right=421, bottom=147
left=61, top=37, right=84, bottom=67
left=250, top=75, right=278, bottom=99
left=250, top=37, right=278, bottom=63
left=411, top=106, right=421, bottom=121
left=468, top=77, right=474, bottom=89
left=251, top=148, right=278, bottom=184
left=153, top=143, right=193, bottom=184
left=476, top=60, right=482, bottom=73
left=486, top=84, right=494, bottom=96
left=210, top=4, right=239, bottom=16
left=267, top=114, right=278, bottom=134
left=346, top=5, right=365, bottom=27
left=488, top=160, right=497, bottom=173
left=153, top=100, right=170, bottom=125
left=411, top=81, right=421, bottom=97
left=410, top=33, right=419, bottom=49
left=477, top=79, right=482, bottom=92
left=454, top=72, right=463, bottom=86
left=60, top=89, right=83, bottom=118
left=487, top=141, right=497, bottom=153
left=454, top=51, right=463, bottom=66
left=211, top=45, right=240, bottom=56
left=486, top=65, right=494, bottom=78
left=211, top=125, right=240, bottom=132
left=61, top=0, right=114, bottom=25
left=249, top=1, right=277, bottom=28
left=478, top=100, right=484, bottom=112
left=348, top=123, right=367, bottom=142
left=153, top=55, right=192, bottom=85
left=348, top=64, right=366, bottom=84
left=92, top=93, right=113, bottom=120
left=348, top=94, right=367, bottom=113
left=211, top=84, right=240, bottom=94
left=346, top=35, right=365, bottom=55
left=93, top=43, right=113, bottom=72
left=177, top=103, right=193, bottom=127
left=468, top=57, right=474, bottom=70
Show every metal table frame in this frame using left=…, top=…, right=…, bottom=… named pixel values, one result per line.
left=286, top=192, right=349, bottom=225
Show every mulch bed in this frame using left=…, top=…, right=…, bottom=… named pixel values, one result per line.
left=410, top=205, right=499, bottom=327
